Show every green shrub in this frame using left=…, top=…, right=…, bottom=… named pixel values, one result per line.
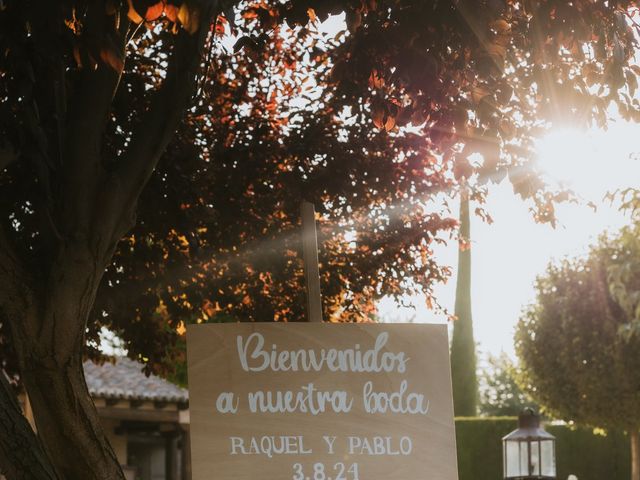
left=549, top=425, right=629, bottom=480
left=455, top=418, right=630, bottom=480
left=456, top=417, right=516, bottom=479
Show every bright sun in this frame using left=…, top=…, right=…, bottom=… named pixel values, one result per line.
left=535, top=122, right=640, bottom=202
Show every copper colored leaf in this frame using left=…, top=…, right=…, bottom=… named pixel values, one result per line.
left=384, top=115, right=396, bottom=132
left=490, top=19, right=511, bottom=34
left=178, top=3, right=190, bottom=25
left=165, top=4, right=179, bottom=22
left=307, top=8, right=317, bottom=23
left=480, top=138, right=500, bottom=171
left=242, top=8, right=258, bottom=20
left=425, top=296, right=433, bottom=310
left=498, top=119, right=516, bottom=139
left=471, top=85, right=490, bottom=104
left=64, top=8, right=82, bottom=35
left=495, top=83, right=513, bottom=104
left=215, top=15, right=226, bottom=35
left=145, top=2, right=164, bottom=21
left=127, top=0, right=143, bottom=23
left=100, top=47, right=124, bottom=71
left=371, top=104, right=385, bottom=129
left=486, top=42, right=507, bottom=60
left=453, top=158, right=473, bottom=180
left=178, top=3, right=200, bottom=34
left=628, top=70, right=638, bottom=96
left=368, top=69, right=384, bottom=89
left=283, top=57, right=296, bottom=70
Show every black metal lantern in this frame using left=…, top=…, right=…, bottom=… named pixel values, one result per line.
left=502, top=409, right=556, bottom=479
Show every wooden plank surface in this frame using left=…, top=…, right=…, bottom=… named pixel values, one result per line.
left=187, top=323, right=458, bottom=480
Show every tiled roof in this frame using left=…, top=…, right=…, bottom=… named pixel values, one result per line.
left=84, top=357, right=188, bottom=404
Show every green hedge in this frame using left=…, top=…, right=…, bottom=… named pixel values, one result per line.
left=455, top=417, right=630, bottom=480
left=548, top=424, right=629, bottom=480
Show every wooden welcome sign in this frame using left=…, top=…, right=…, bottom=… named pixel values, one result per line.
left=186, top=323, right=458, bottom=479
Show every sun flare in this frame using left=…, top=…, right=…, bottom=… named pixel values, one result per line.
left=535, top=123, right=639, bottom=201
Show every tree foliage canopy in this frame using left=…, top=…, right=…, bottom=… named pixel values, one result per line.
left=608, top=191, right=640, bottom=338
left=516, top=227, right=640, bottom=430
left=479, top=353, right=536, bottom=417
left=2, top=1, right=640, bottom=378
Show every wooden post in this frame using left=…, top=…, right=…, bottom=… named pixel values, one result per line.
left=632, top=430, right=640, bottom=480
left=164, top=430, right=181, bottom=480
left=181, top=426, right=192, bottom=480
left=301, top=201, right=323, bottom=322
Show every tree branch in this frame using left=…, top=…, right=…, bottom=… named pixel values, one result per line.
left=0, top=371, right=58, bottom=480
left=57, top=7, right=129, bottom=238
left=0, top=222, right=41, bottom=354
left=0, top=222, right=33, bottom=307
left=97, top=1, right=222, bottom=253
left=0, top=143, right=17, bottom=171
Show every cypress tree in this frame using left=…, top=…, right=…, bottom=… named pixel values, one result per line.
left=450, top=190, right=478, bottom=416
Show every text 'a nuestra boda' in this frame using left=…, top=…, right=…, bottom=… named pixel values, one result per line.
left=214, top=331, right=431, bottom=416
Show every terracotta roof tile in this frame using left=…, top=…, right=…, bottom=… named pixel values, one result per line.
left=83, top=357, right=188, bottom=404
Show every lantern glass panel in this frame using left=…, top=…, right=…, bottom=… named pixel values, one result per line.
left=530, top=440, right=540, bottom=475
left=505, top=440, right=525, bottom=476
left=519, top=440, right=529, bottom=474
left=541, top=439, right=556, bottom=476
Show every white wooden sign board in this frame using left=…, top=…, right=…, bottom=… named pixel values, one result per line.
left=187, top=323, right=458, bottom=480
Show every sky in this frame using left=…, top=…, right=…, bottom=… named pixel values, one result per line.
left=379, top=119, right=639, bottom=362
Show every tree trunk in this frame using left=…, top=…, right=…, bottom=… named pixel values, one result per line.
left=0, top=4, right=218, bottom=478
left=0, top=369, right=58, bottom=480
left=5, top=244, right=127, bottom=480
left=632, top=430, right=640, bottom=480
left=20, top=354, right=125, bottom=480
